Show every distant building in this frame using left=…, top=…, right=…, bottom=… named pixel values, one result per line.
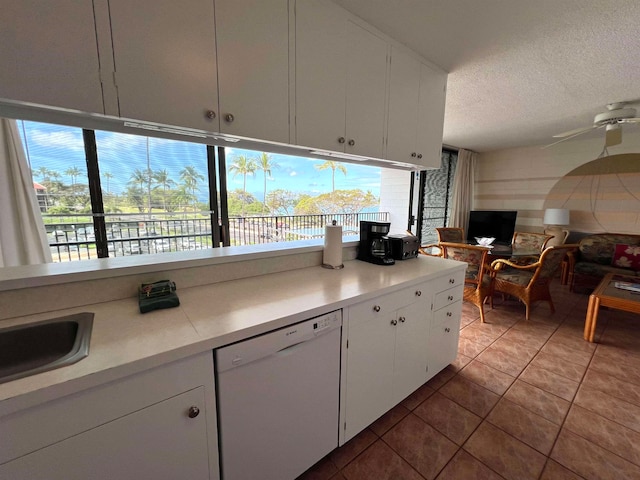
left=33, top=182, right=48, bottom=212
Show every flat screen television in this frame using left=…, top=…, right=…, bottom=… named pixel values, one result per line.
left=467, top=210, right=517, bottom=245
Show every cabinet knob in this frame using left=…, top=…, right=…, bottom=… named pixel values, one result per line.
left=205, top=110, right=216, bottom=120
left=449, top=278, right=455, bottom=284
left=188, top=406, right=200, bottom=418
left=415, top=290, right=422, bottom=296
left=398, top=316, right=406, bottom=323
left=338, top=136, right=346, bottom=144
left=448, top=295, right=454, bottom=301
left=417, top=153, right=423, bottom=159
left=373, top=305, right=381, bottom=312
left=446, top=311, right=452, bottom=317
left=445, top=327, right=451, bottom=333
left=347, top=139, right=355, bottom=146
left=390, top=319, right=398, bottom=326
left=411, top=152, right=417, bottom=158
left=224, top=113, right=234, bottom=123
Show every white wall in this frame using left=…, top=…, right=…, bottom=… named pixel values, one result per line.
left=379, top=167, right=414, bottom=234
left=476, top=130, right=640, bottom=233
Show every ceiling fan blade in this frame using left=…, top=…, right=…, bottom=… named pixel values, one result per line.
left=606, top=125, right=622, bottom=146
left=553, top=125, right=597, bottom=138
left=542, top=125, right=603, bottom=149
left=618, top=117, right=640, bottom=124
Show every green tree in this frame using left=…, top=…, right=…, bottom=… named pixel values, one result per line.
left=265, top=189, right=300, bottom=215
left=129, top=168, right=154, bottom=215
left=257, top=152, right=277, bottom=213
left=295, top=189, right=377, bottom=215
left=227, top=189, right=262, bottom=216
left=103, top=171, right=114, bottom=194
left=228, top=155, right=257, bottom=216
left=314, top=160, right=347, bottom=192
left=179, top=166, right=204, bottom=212
left=64, top=166, right=82, bottom=187
left=154, top=169, right=176, bottom=212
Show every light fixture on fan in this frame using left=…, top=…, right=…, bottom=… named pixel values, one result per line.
left=543, top=208, right=570, bottom=247
left=544, top=102, right=640, bottom=149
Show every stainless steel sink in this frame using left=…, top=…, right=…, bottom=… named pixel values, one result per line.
left=0, top=312, right=94, bottom=384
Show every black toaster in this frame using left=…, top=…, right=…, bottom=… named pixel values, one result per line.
left=387, top=234, right=420, bottom=260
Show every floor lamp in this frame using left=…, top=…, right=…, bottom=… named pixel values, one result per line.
left=543, top=208, right=570, bottom=247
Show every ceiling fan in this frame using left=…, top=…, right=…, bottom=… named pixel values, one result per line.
left=545, top=102, right=640, bottom=148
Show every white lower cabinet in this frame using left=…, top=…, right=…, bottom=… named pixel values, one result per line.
left=341, top=283, right=430, bottom=443
left=340, top=270, right=465, bottom=444
left=0, top=352, right=218, bottom=480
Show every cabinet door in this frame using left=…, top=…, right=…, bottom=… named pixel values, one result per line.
left=1, top=387, right=210, bottom=480
left=215, top=0, right=290, bottom=142
left=295, top=0, right=347, bottom=152
left=428, top=301, right=462, bottom=377
left=344, top=21, right=388, bottom=158
left=392, top=287, right=431, bottom=404
left=109, top=0, right=219, bottom=130
left=0, top=0, right=104, bottom=113
left=415, top=63, right=448, bottom=168
left=344, top=300, right=396, bottom=441
left=385, top=47, right=421, bottom=164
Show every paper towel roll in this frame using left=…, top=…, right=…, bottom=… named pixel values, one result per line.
left=322, top=222, right=344, bottom=269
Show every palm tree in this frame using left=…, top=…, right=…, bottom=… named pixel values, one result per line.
left=35, top=166, right=52, bottom=183
left=154, top=169, right=175, bottom=212
left=64, top=166, right=81, bottom=187
left=315, top=160, right=347, bottom=192
left=179, top=165, right=204, bottom=212
left=103, top=171, right=114, bottom=194
left=129, top=168, right=154, bottom=214
left=257, top=152, right=277, bottom=214
left=228, top=155, right=257, bottom=216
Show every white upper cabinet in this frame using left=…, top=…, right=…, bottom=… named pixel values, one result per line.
left=387, top=47, right=448, bottom=169
left=215, top=0, right=290, bottom=143
left=108, top=0, right=219, bottom=131
left=0, top=0, right=104, bottom=113
left=295, top=0, right=388, bottom=158
left=416, top=63, right=448, bottom=169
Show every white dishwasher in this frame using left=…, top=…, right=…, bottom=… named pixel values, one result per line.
left=215, top=310, right=342, bottom=480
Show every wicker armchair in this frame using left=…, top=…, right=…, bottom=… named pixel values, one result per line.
left=439, top=242, right=492, bottom=323
left=512, top=231, right=553, bottom=251
left=490, top=244, right=578, bottom=320
left=437, top=227, right=465, bottom=242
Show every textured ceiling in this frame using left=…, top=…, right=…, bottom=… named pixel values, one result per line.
left=333, top=0, right=640, bottom=152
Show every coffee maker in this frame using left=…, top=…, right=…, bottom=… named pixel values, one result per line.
left=357, top=221, right=395, bottom=265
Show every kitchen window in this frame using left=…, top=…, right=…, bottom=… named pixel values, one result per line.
left=17, top=120, right=386, bottom=262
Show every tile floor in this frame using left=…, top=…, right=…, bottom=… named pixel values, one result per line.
left=298, top=281, right=640, bottom=480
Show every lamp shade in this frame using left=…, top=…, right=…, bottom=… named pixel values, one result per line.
left=543, top=208, right=570, bottom=226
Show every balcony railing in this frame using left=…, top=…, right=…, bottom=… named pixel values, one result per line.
left=45, top=212, right=389, bottom=262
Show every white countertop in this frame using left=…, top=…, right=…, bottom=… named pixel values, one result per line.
left=0, top=256, right=464, bottom=416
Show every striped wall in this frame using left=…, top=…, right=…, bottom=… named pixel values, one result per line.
left=475, top=130, right=640, bottom=235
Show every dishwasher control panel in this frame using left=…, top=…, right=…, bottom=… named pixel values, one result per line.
left=313, top=310, right=339, bottom=334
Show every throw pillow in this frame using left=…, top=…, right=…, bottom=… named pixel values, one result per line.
left=612, top=244, right=640, bottom=270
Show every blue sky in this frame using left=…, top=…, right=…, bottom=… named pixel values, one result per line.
left=20, top=121, right=382, bottom=202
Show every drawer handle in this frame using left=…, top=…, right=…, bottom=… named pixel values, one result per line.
left=373, top=305, right=381, bottom=312
left=446, top=311, right=452, bottom=317
left=188, top=406, right=200, bottom=418
left=445, top=327, right=451, bottom=333
left=398, top=316, right=406, bottom=323
left=390, top=319, right=398, bottom=326
left=415, top=290, right=422, bottom=296
left=448, top=295, right=454, bottom=301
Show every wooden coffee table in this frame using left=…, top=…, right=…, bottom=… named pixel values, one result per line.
left=584, top=273, right=640, bottom=342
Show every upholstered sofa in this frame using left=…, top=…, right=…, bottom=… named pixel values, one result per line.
left=568, top=233, right=640, bottom=291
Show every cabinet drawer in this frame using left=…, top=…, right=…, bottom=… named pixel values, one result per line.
left=433, top=300, right=462, bottom=326
left=432, top=270, right=465, bottom=294
left=348, top=284, right=427, bottom=324
left=434, top=285, right=463, bottom=311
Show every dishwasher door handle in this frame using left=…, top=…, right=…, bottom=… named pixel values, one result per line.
left=275, top=340, right=311, bottom=357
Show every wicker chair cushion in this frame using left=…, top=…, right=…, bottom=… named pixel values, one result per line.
left=446, top=247, right=484, bottom=281
left=573, top=261, right=639, bottom=277
left=578, top=234, right=640, bottom=265
left=494, top=268, right=534, bottom=286
left=513, top=233, right=550, bottom=251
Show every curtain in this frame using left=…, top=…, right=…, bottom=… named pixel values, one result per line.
left=0, top=118, right=52, bottom=267
left=449, top=148, right=477, bottom=232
